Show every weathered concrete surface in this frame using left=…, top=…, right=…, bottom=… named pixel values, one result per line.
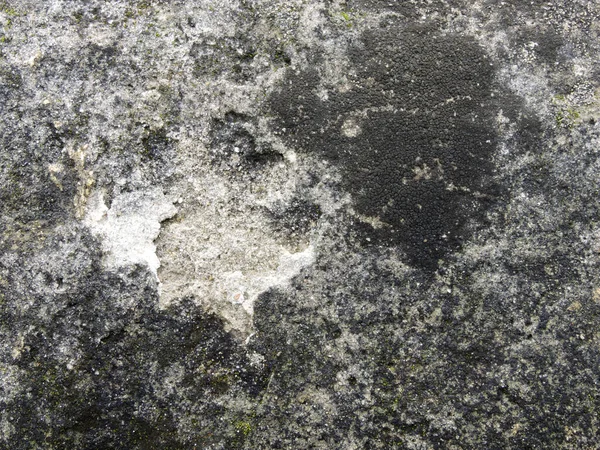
left=2, top=0, right=600, bottom=448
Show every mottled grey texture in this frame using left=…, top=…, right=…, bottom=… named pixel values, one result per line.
left=2, top=0, right=600, bottom=448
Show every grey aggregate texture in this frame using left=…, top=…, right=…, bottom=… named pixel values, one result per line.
left=1, top=0, right=600, bottom=448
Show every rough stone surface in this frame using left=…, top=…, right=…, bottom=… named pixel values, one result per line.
left=2, top=0, right=600, bottom=448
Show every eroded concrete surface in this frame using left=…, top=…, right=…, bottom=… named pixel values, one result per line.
left=2, top=0, right=600, bottom=448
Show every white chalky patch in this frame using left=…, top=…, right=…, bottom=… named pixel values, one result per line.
left=84, top=188, right=177, bottom=280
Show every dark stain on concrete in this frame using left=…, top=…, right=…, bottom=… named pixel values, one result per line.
left=268, top=25, right=507, bottom=270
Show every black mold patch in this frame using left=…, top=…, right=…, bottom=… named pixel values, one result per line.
left=268, top=26, right=504, bottom=271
